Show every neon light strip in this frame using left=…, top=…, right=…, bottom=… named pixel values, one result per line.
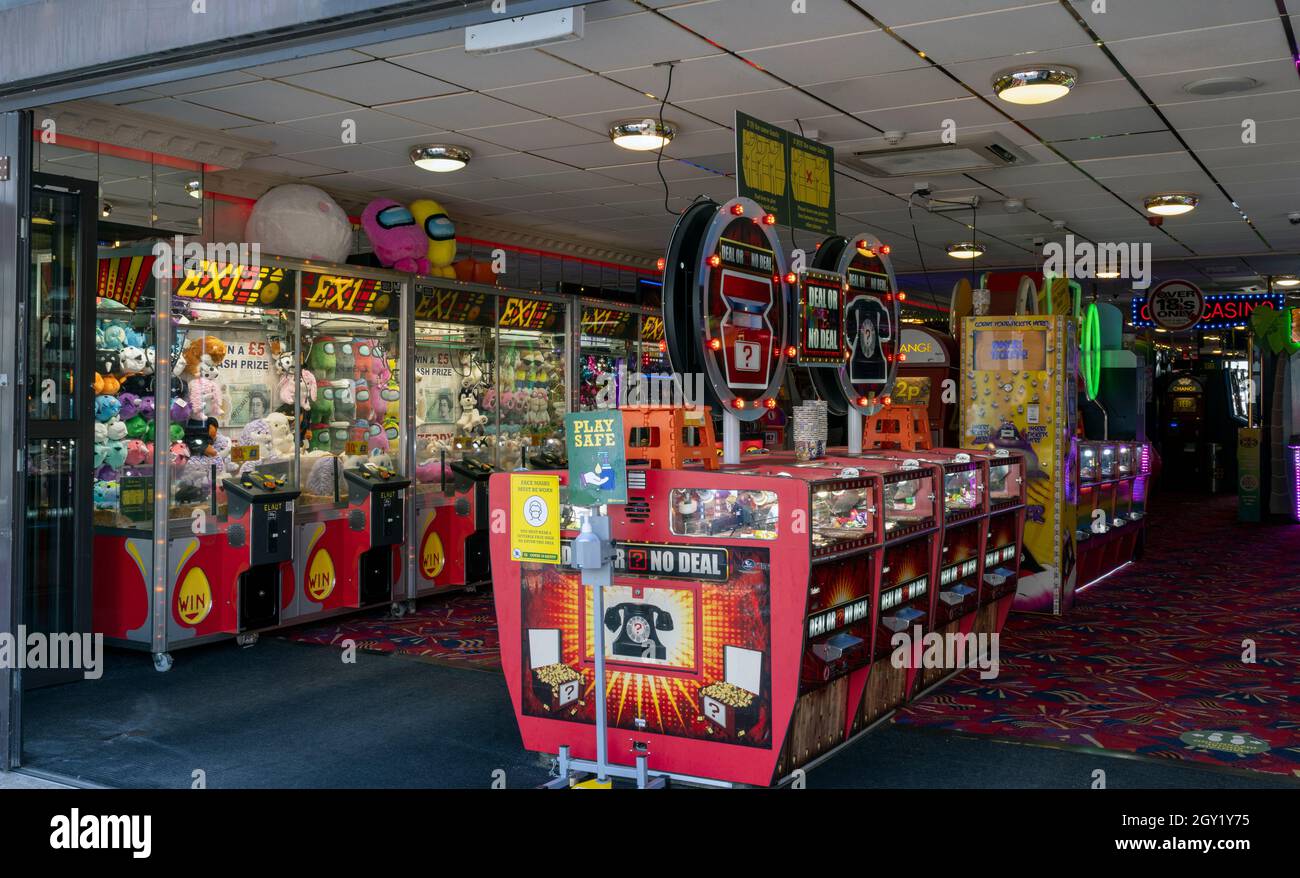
left=1290, top=445, right=1300, bottom=522
left=1076, top=560, right=1133, bottom=594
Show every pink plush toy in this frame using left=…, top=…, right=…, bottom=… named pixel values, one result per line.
left=361, top=199, right=431, bottom=274
left=273, top=342, right=316, bottom=408
left=125, top=439, right=150, bottom=467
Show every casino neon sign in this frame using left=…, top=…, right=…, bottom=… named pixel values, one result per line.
left=1131, top=292, right=1282, bottom=330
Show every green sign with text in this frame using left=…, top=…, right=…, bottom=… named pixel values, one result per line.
left=735, top=111, right=836, bottom=235
left=565, top=411, right=627, bottom=507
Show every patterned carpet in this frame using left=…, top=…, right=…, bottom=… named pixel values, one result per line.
left=895, top=492, right=1300, bottom=778
left=282, top=592, right=501, bottom=670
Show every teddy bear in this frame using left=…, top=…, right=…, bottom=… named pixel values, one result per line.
left=272, top=341, right=317, bottom=413
left=176, top=335, right=227, bottom=421
left=456, top=390, right=487, bottom=434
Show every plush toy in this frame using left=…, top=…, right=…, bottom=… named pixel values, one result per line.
left=123, top=326, right=145, bottom=349
left=361, top=198, right=430, bottom=273
left=327, top=379, right=355, bottom=422
left=106, top=417, right=128, bottom=442
left=125, top=439, right=150, bottom=467
left=139, top=397, right=155, bottom=421
left=456, top=391, right=487, bottom=434
left=101, top=323, right=128, bottom=350
left=93, top=481, right=120, bottom=511
left=95, top=395, right=121, bottom=423
left=336, top=340, right=356, bottom=378
left=119, top=345, right=147, bottom=374
left=265, top=412, right=297, bottom=458
left=117, top=393, right=143, bottom=420
left=409, top=199, right=458, bottom=278
left=271, top=341, right=317, bottom=411
left=309, top=425, right=333, bottom=454
left=105, top=439, right=128, bottom=470
left=177, top=336, right=226, bottom=421
left=170, top=441, right=191, bottom=465
left=245, top=183, right=352, bottom=263
left=125, top=415, right=150, bottom=440
left=306, top=339, right=336, bottom=381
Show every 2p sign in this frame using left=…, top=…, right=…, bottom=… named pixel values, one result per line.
left=1146, top=279, right=1204, bottom=331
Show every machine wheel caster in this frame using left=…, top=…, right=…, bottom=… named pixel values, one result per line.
left=390, top=602, right=407, bottom=619
left=152, top=653, right=174, bottom=673
left=236, top=633, right=259, bottom=649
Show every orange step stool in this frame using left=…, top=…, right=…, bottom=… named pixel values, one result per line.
left=863, top=402, right=932, bottom=451
left=621, top=405, right=719, bottom=470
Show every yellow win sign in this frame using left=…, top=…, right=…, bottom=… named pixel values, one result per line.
left=510, top=474, right=561, bottom=564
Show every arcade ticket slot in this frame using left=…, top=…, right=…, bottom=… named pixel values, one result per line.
left=491, top=464, right=892, bottom=787
left=92, top=248, right=301, bottom=669
left=285, top=263, right=409, bottom=623
left=853, top=450, right=988, bottom=689
left=409, top=280, right=498, bottom=598
left=964, top=449, right=1027, bottom=636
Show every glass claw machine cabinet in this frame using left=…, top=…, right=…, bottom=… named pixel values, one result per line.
left=574, top=299, right=641, bottom=411
left=409, top=279, right=498, bottom=600
left=92, top=248, right=301, bottom=670
left=408, top=284, right=570, bottom=600
left=282, top=262, right=410, bottom=624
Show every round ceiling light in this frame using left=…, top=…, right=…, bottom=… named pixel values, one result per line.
left=1144, top=193, right=1199, bottom=216
left=409, top=144, right=472, bottom=173
left=1096, top=269, right=1121, bottom=279
left=609, top=119, right=677, bottom=151
left=1273, top=275, right=1300, bottom=288
left=993, top=66, right=1078, bottom=105
left=947, top=242, right=986, bottom=259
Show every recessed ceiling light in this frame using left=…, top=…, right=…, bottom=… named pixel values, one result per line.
left=186, top=180, right=203, bottom=199
left=993, top=66, right=1078, bottom=105
left=1183, top=76, right=1260, bottom=96
left=409, top=144, right=472, bottom=173
left=100, top=201, right=112, bottom=218
left=947, top=242, right=986, bottom=259
left=1144, top=193, right=1198, bottom=216
left=1273, top=275, right=1300, bottom=288
left=609, top=119, right=676, bottom=151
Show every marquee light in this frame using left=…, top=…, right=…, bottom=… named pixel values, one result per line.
left=1130, top=291, right=1283, bottom=330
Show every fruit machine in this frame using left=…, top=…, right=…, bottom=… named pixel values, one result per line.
left=574, top=298, right=639, bottom=411
left=91, top=248, right=301, bottom=670
left=894, top=325, right=959, bottom=446
left=962, top=448, right=1026, bottom=637
left=961, top=314, right=1081, bottom=615
left=282, top=262, right=411, bottom=624
left=408, top=279, right=500, bottom=600
left=490, top=460, right=898, bottom=787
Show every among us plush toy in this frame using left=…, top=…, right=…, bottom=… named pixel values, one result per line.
left=245, top=184, right=353, bottom=263
left=361, top=199, right=431, bottom=274
left=409, top=199, right=458, bottom=279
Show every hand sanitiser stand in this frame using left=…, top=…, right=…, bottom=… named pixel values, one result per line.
left=543, top=512, right=666, bottom=789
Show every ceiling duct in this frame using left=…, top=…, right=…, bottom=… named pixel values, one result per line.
left=841, top=133, right=1035, bottom=178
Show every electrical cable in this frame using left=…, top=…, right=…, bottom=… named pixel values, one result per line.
left=657, top=62, right=679, bottom=216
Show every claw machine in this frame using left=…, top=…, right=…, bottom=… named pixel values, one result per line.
left=282, top=262, right=411, bottom=623
left=408, top=279, right=498, bottom=599
left=92, top=248, right=301, bottom=669
left=574, top=299, right=640, bottom=411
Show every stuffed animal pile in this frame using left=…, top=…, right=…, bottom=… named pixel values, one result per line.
left=93, top=316, right=159, bottom=519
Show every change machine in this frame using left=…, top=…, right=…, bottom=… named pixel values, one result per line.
left=960, top=314, right=1080, bottom=615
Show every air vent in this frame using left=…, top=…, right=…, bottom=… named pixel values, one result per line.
left=1183, top=76, right=1260, bottom=96
left=841, top=134, right=1035, bottom=178
left=625, top=496, right=651, bottom=523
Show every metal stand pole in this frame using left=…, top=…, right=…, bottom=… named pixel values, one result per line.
left=589, top=512, right=610, bottom=783
left=847, top=408, right=863, bottom=453
left=723, top=410, right=740, bottom=464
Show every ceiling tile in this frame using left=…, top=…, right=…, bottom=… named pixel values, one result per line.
left=245, top=50, right=372, bottom=79
left=740, top=30, right=927, bottom=87
left=390, top=47, right=582, bottom=91
left=281, top=60, right=460, bottom=106
left=461, top=117, right=607, bottom=150
left=805, top=68, right=972, bottom=114
left=543, top=11, right=719, bottom=70
left=664, top=0, right=879, bottom=52
left=1053, top=130, right=1183, bottom=161
left=1106, top=19, right=1291, bottom=78
left=184, top=80, right=360, bottom=123
left=282, top=108, right=443, bottom=145
left=486, top=74, right=651, bottom=116
left=894, top=2, right=1090, bottom=65
left=606, top=55, right=775, bottom=103
left=125, top=97, right=262, bottom=129
left=1077, top=0, right=1280, bottom=41
left=380, top=92, right=546, bottom=128
left=281, top=145, right=406, bottom=173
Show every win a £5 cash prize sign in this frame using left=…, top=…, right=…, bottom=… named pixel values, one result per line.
left=565, top=411, right=627, bottom=508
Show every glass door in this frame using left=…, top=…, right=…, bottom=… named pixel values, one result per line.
left=21, top=173, right=95, bottom=689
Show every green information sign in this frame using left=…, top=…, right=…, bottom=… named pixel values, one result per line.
left=735, top=111, right=836, bottom=235
left=565, top=411, right=627, bottom=508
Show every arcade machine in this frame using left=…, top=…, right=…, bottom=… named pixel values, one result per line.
left=574, top=299, right=639, bottom=411
left=961, top=314, right=1081, bottom=615
left=893, top=325, right=959, bottom=447
left=1157, top=372, right=1207, bottom=485
left=92, top=249, right=300, bottom=670
left=409, top=279, right=498, bottom=600
left=281, top=263, right=411, bottom=624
